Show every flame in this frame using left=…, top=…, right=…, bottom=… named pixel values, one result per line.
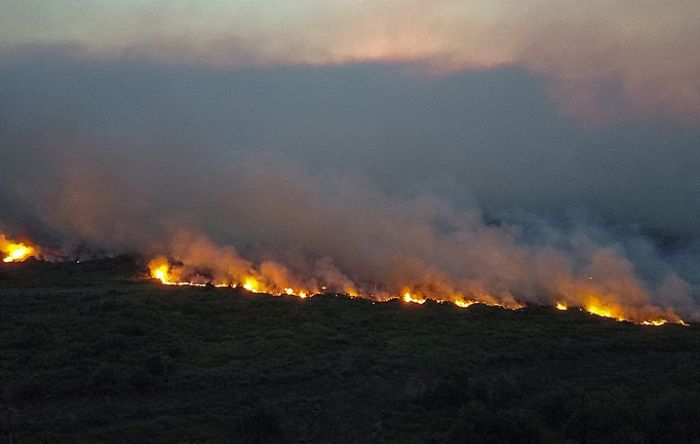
left=242, top=277, right=259, bottom=292
left=402, top=291, right=426, bottom=304
left=1, top=234, right=38, bottom=263
left=641, top=319, right=668, bottom=326
left=148, top=256, right=176, bottom=284
left=454, top=298, right=477, bottom=309
left=583, top=297, right=627, bottom=322
left=148, top=256, right=316, bottom=298
left=585, top=304, right=618, bottom=320
left=145, top=255, right=688, bottom=327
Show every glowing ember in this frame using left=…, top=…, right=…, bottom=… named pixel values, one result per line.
left=1, top=234, right=38, bottom=263
left=556, top=302, right=568, bottom=311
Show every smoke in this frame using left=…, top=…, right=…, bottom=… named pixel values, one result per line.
left=138, top=156, right=696, bottom=323
left=2, top=0, right=699, bottom=125
left=1, top=50, right=699, bottom=322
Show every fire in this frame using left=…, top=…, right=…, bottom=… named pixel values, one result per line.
left=145, top=255, right=688, bottom=327
left=148, top=256, right=175, bottom=285
left=242, top=277, right=259, bottom=292
left=148, top=256, right=316, bottom=298
left=1, top=231, right=690, bottom=328
left=402, top=291, right=426, bottom=304
left=1, top=234, right=38, bottom=263
left=454, top=298, right=477, bottom=308
left=583, top=299, right=626, bottom=322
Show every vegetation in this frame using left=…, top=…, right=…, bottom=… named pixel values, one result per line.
left=1, top=258, right=700, bottom=443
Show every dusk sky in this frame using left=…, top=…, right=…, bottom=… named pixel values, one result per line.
left=1, top=1, right=699, bottom=318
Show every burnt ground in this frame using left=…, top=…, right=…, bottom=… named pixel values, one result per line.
left=1, top=258, right=700, bottom=443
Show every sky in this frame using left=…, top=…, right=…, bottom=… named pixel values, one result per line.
left=1, top=1, right=699, bottom=319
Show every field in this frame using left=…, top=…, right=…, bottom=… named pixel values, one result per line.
left=2, top=259, right=700, bottom=443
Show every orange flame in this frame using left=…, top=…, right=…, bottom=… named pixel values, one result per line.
left=146, top=255, right=688, bottom=327
left=1, top=233, right=38, bottom=263
left=148, top=256, right=316, bottom=297
left=402, top=291, right=426, bottom=305
left=148, top=256, right=173, bottom=284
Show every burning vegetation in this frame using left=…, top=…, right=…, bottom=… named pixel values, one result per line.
left=0, top=231, right=689, bottom=327
left=146, top=234, right=688, bottom=327
left=0, top=233, right=38, bottom=263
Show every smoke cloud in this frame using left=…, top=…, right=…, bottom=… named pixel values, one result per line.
left=2, top=0, right=699, bottom=124
left=1, top=42, right=699, bottom=322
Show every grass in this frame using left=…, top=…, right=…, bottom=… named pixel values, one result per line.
left=1, top=258, right=700, bottom=443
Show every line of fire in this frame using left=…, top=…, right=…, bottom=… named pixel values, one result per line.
left=1, top=231, right=687, bottom=327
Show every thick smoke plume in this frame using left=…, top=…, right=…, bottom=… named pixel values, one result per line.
left=2, top=146, right=698, bottom=323
left=1, top=51, right=699, bottom=324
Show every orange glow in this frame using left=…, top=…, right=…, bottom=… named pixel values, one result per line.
left=148, top=256, right=176, bottom=285
left=147, top=257, right=319, bottom=298
left=454, top=298, right=477, bottom=308
left=145, top=254, right=688, bottom=327
left=1, top=234, right=38, bottom=263
left=402, top=291, right=426, bottom=304
left=242, top=277, right=259, bottom=292
left=584, top=300, right=625, bottom=322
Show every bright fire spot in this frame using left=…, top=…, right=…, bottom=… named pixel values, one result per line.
left=402, top=291, right=426, bottom=304
left=583, top=300, right=631, bottom=322
left=284, top=288, right=295, bottom=295
left=642, top=320, right=668, bottom=326
left=148, top=256, right=174, bottom=285
left=154, top=267, right=168, bottom=282
left=556, top=302, right=568, bottom=311
left=243, top=277, right=260, bottom=292
left=1, top=234, right=38, bottom=263
left=454, top=299, right=476, bottom=308
left=585, top=303, right=620, bottom=320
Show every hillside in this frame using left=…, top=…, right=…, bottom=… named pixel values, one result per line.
left=1, top=259, right=700, bottom=443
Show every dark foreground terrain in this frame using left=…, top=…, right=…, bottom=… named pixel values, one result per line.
left=1, top=259, right=700, bottom=443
